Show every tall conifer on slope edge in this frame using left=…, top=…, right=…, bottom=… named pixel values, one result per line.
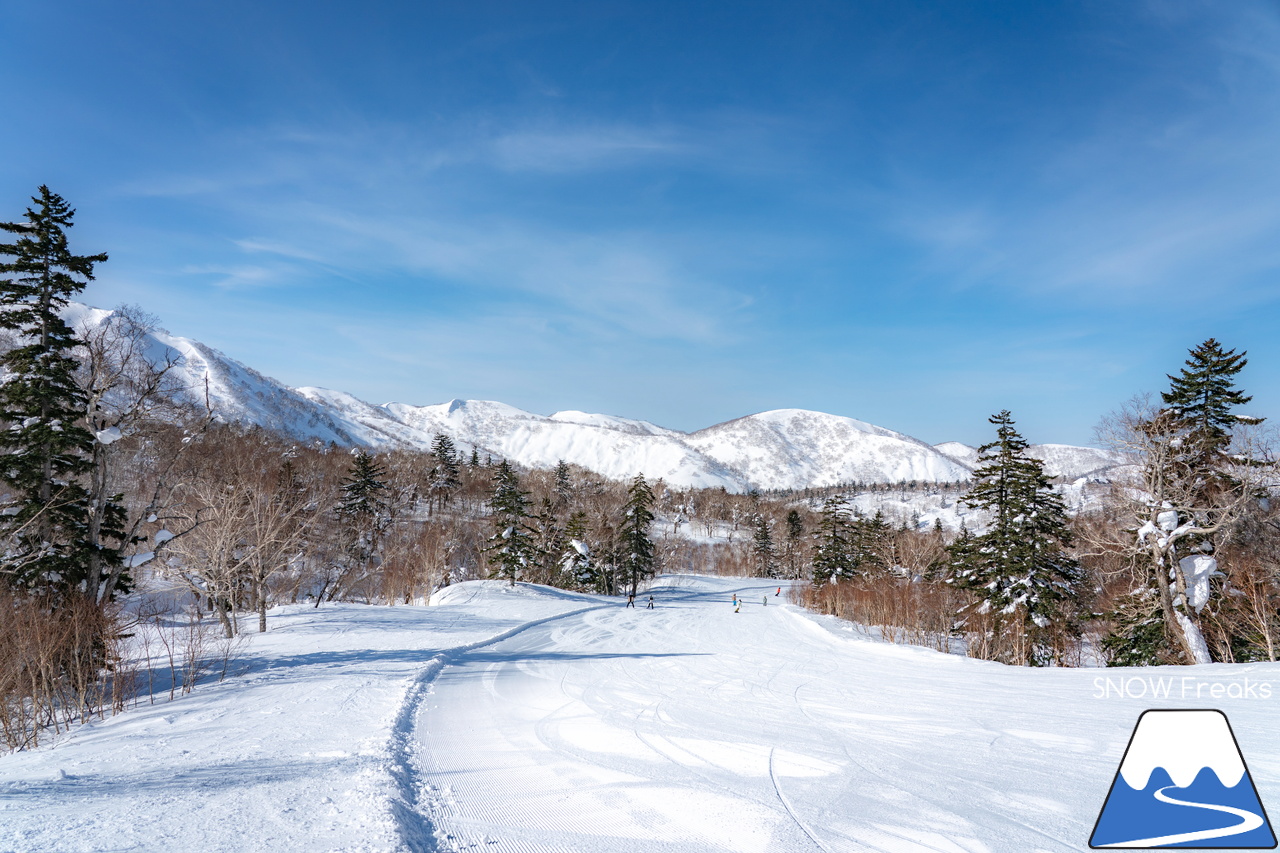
left=486, top=460, right=537, bottom=586
left=948, top=410, right=1080, bottom=665
left=0, top=186, right=125, bottom=602
left=619, top=474, right=655, bottom=597
left=811, top=495, right=853, bottom=585
left=428, top=433, right=460, bottom=513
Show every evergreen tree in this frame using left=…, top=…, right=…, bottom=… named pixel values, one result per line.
left=338, top=449, right=388, bottom=566
left=428, top=433, right=461, bottom=512
left=1162, top=339, right=1262, bottom=454
left=553, top=459, right=574, bottom=510
left=949, top=411, right=1080, bottom=664
left=1101, top=587, right=1167, bottom=667
left=0, top=186, right=123, bottom=599
left=942, top=522, right=976, bottom=581
left=339, top=449, right=388, bottom=521
left=851, top=510, right=892, bottom=574
left=618, top=474, right=656, bottom=596
left=811, top=495, right=854, bottom=585
left=750, top=514, right=778, bottom=578
left=1159, top=338, right=1264, bottom=530
left=560, top=510, right=594, bottom=590
left=485, top=460, right=535, bottom=585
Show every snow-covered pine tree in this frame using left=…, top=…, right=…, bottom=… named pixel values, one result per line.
left=941, top=521, right=974, bottom=579
left=337, top=449, right=389, bottom=585
left=618, top=474, right=655, bottom=597
left=811, top=495, right=853, bottom=585
left=485, top=460, right=536, bottom=586
left=560, top=510, right=594, bottom=591
left=339, top=449, right=388, bottom=522
left=1100, top=586, right=1167, bottom=667
left=0, top=187, right=124, bottom=600
left=949, top=411, right=1080, bottom=665
left=751, top=513, right=778, bottom=578
left=428, top=433, right=461, bottom=512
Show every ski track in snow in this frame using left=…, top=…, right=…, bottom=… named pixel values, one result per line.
left=5, top=575, right=1280, bottom=853
left=768, top=748, right=834, bottom=853
left=408, top=577, right=1120, bottom=853
left=388, top=603, right=615, bottom=852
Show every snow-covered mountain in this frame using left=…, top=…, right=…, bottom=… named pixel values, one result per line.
left=63, top=303, right=397, bottom=446
left=371, top=397, right=750, bottom=490
left=933, top=440, right=1126, bottom=481
left=66, top=303, right=1122, bottom=491
left=687, top=409, right=972, bottom=490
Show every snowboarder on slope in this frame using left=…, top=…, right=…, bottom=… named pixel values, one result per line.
left=763, top=595, right=767, bottom=607
left=776, top=587, right=781, bottom=596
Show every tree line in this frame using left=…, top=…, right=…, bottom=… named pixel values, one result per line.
left=798, top=338, right=1279, bottom=668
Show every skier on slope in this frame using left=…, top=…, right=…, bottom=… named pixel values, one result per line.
left=626, top=593, right=635, bottom=608
left=647, top=596, right=655, bottom=609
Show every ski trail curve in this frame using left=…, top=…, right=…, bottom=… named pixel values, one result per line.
left=385, top=601, right=613, bottom=852
left=768, top=748, right=835, bottom=853
left=1103, top=786, right=1265, bottom=848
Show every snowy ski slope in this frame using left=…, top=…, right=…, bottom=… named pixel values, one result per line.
left=4, top=576, right=1278, bottom=852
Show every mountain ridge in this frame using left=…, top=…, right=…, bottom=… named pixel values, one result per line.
left=66, top=302, right=1123, bottom=491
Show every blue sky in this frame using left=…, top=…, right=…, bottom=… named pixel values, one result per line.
left=3, top=1, right=1279, bottom=446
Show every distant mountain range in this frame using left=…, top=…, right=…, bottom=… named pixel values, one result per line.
left=67, top=303, right=1124, bottom=491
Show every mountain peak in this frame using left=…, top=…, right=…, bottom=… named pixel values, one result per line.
left=60, top=300, right=1120, bottom=491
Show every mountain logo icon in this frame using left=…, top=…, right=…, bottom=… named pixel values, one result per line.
left=1090, top=709, right=1276, bottom=848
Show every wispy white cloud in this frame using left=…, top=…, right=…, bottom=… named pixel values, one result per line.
left=299, top=208, right=736, bottom=343
left=178, top=263, right=295, bottom=290
left=487, top=125, right=688, bottom=172
left=233, top=239, right=329, bottom=264
left=106, top=110, right=769, bottom=345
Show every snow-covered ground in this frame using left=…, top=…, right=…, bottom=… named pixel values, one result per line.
left=4, top=576, right=1278, bottom=852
